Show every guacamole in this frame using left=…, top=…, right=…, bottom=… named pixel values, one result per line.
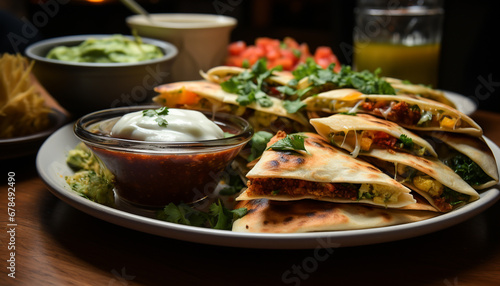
left=65, top=142, right=115, bottom=206
left=47, top=34, right=164, bottom=63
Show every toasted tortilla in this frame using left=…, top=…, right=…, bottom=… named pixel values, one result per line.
left=358, top=149, right=480, bottom=212
left=310, top=113, right=438, bottom=158
left=425, top=132, right=499, bottom=190
left=232, top=199, right=439, bottom=233
left=201, top=65, right=294, bottom=86
left=303, top=88, right=482, bottom=137
left=237, top=131, right=415, bottom=208
left=153, top=80, right=310, bottom=132
left=384, top=77, right=456, bottom=108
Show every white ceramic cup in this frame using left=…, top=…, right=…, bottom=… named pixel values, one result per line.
left=126, top=13, right=237, bottom=82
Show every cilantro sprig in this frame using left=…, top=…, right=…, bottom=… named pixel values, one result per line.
left=142, top=107, right=169, bottom=127
left=266, top=133, right=309, bottom=154
left=220, top=59, right=279, bottom=108
left=157, top=199, right=247, bottom=230
left=247, top=131, right=274, bottom=161
left=444, top=154, right=491, bottom=186
left=398, top=134, right=414, bottom=149
left=289, top=58, right=396, bottom=96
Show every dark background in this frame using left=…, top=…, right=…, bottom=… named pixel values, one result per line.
left=1, top=0, right=499, bottom=112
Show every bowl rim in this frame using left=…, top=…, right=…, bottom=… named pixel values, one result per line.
left=24, top=34, right=178, bottom=67
left=73, top=105, right=254, bottom=153
left=126, top=13, right=237, bottom=29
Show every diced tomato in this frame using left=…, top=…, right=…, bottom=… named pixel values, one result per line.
left=224, top=55, right=245, bottom=67
left=223, top=37, right=342, bottom=72
left=282, top=37, right=300, bottom=50
left=256, top=37, right=280, bottom=50
left=314, top=46, right=342, bottom=72
left=297, top=43, right=312, bottom=65
left=240, top=46, right=265, bottom=66
left=227, top=41, right=246, bottom=56
left=270, top=57, right=294, bottom=71
left=280, top=49, right=299, bottom=65
left=265, top=45, right=281, bottom=61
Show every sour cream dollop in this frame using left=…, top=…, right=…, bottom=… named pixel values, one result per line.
left=110, top=108, right=225, bottom=141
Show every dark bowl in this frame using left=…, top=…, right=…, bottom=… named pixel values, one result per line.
left=25, top=35, right=178, bottom=117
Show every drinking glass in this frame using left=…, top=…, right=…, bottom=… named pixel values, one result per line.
left=353, top=0, right=444, bottom=87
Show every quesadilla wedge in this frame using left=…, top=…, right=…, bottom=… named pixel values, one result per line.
left=232, top=199, right=439, bottom=233
left=153, top=81, right=311, bottom=133
left=355, top=149, right=480, bottom=212
left=384, top=77, right=456, bottom=108
left=424, top=132, right=499, bottom=190
left=310, top=113, right=438, bottom=158
left=201, top=65, right=294, bottom=86
left=303, top=89, right=483, bottom=137
left=236, top=131, right=416, bottom=208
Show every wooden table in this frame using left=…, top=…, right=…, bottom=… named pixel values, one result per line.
left=1, top=110, right=500, bottom=286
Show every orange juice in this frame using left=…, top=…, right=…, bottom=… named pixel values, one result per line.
left=354, top=41, right=440, bottom=87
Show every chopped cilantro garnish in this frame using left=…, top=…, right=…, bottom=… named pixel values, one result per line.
left=283, top=99, right=307, bottom=113
left=442, top=187, right=470, bottom=206
left=398, top=134, right=414, bottom=149
left=444, top=154, right=491, bottom=186
left=247, top=131, right=274, bottom=161
left=266, top=133, right=309, bottom=154
left=291, top=58, right=395, bottom=96
left=142, top=107, right=169, bottom=127
left=157, top=199, right=247, bottom=230
left=219, top=170, right=246, bottom=196
left=220, top=58, right=281, bottom=109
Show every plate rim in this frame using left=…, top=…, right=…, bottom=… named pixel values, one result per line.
left=36, top=123, right=500, bottom=249
left=442, top=89, right=477, bottom=115
left=0, top=108, right=68, bottom=159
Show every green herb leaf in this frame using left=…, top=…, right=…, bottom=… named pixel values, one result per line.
left=247, top=131, right=274, bottom=161
left=283, top=99, right=307, bottom=113
left=444, top=154, right=491, bottom=186
left=209, top=199, right=247, bottom=230
left=441, top=187, right=470, bottom=206
left=220, top=58, right=277, bottom=109
left=266, top=133, right=309, bottom=154
left=143, top=107, right=169, bottom=128
left=157, top=200, right=247, bottom=230
left=157, top=203, right=209, bottom=227
left=291, top=59, right=396, bottom=96
left=399, top=134, right=414, bottom=149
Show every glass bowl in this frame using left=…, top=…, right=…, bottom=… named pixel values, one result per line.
left=74, top=105, right=253, bottom=207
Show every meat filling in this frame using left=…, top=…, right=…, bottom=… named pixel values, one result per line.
left=247, top=178, right=359, bottom=200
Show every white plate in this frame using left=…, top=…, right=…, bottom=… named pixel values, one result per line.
left=36, top=124, right=500, bottom=249
left=443, top=90, right=477, bottom=115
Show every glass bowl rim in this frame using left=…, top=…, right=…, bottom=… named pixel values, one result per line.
left=73, top=105, right=254, bottom=153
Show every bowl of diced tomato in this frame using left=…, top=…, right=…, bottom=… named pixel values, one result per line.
left=224, top=37, right=341, bottom=72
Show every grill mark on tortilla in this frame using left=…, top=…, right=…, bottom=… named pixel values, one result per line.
left=295, top=157, right=305, bottom=165
left=305, top=212, right=316, bottom=217
left=278, top=154, right=289, bottom=163
left=268, top=160, right=280, bottom=168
